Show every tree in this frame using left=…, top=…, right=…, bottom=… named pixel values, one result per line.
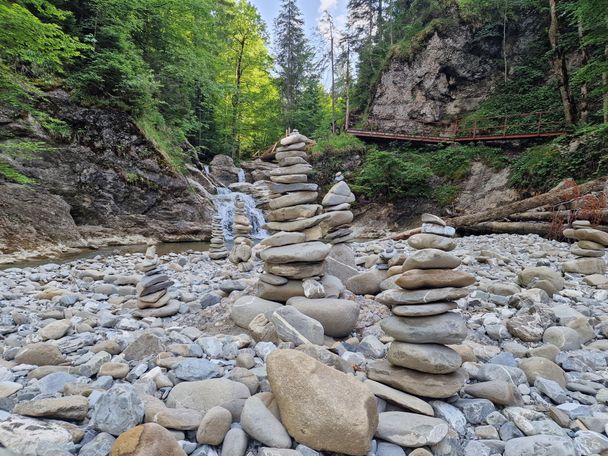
left=548, top=0, right=577, bottom=126
left=320, top=10, right=337, bottom=133
left=274, top=0, right=314, bottom=129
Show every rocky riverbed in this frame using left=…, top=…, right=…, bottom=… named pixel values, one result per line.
left=0, top=232, right=607, bottom=456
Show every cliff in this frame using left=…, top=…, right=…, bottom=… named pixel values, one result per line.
left=0, top=90, right=214, bottom=256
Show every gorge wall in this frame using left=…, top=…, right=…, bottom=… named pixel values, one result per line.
left=0, top=91, right=214, bottom=256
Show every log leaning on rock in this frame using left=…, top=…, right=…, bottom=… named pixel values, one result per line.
left=508, top=209, right=608, bottom=225
left=445, top=178, right=606, bottom=227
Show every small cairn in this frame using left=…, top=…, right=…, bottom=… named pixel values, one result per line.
left=367, top=214, right=474, bottom=399
left=562, top=220, right=608, bottom=279
left=229, top=196, right=254, bottom=272
left=209, top=215, right=229, bottom=260
left=321, top=173, right=356, bottom=244
left=256, top=130, right=332, bottom=301
left=135, top=250, right=174, bottom=310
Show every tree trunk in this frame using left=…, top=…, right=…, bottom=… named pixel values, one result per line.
left=502, top=0, right=508, bottom=83
left=577, top=19, right=589, bottom=123
left=445, top=178, right=606, bottom=227
left=232, top=38, right=245, bottom=160
left=604, top=44, right=608, bottom=124
left=548, top=0, right=577, bottom=126
left=459, top=221, right=608, bottom=236
left=328, top=15, right=336, bottom=134
left=508, top=209, right=608, bottom=224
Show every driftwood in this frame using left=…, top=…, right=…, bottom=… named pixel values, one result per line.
left=387, top=227, right=421, bottom=241
left=446, top=178, right=606, bottom=227
left=508, top=209, right=608, bottom=224
left=459, top=221, right=608, bottom=236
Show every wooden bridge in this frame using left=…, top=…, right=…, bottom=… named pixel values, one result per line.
left=346, top=112, right=568, bottom=143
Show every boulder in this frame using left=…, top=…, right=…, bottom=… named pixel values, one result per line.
left=271, top=305, right=325, bottom=345
left=166, top=379, right=251, bottom=414
left=231, top=296, right=283, bottom=329
left=517, top=267, right=564, bottom=296
left=402, top=249, right=461, bottom=271
left=267, top=350, right=378, bottom=455
left=346, top=269, right=389, bottom=295
left=380, top=313, right=467, bottom=344
left=287, top=296, right=360, bottom=338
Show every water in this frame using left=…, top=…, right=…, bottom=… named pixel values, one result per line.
left=213, top=186, right=267, bottom=240
left=237, top=168, right=246, bottom=183
left=0, top=242, right=211, bottom=270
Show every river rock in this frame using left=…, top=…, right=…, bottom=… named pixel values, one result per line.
left=380, top=313, right=468, bottom=344
left=346, top=268, right=388, bottom=295
left=38, top=319, right=71, bottom=340
left=14, top=342, right=65, bottom=366
left=13, top=395, right=89, bottom=421
left=517, top=266, right=564, bottom=296
left=196, top=406, right=232, bottom=445
left=543, top=326, right=582, bottom=350
left=387, top=342, right=463, bottom=374
left=408, top=234, right=456, bottom=251
left=0, top=416, right=77, bottom=455
left=376, top=412, right=449, bottom=447
left=367, top=359, right=467, bottom=399
left=166, top=379, right=251, bottom=414
left=503, top=435, right=575, bottom=456
left=519, top=357, right=567, bottom=387
left=260, top=241, right=330, bottom=264
left=396, top=269, right=475, bottom=290
left=257, top=280, right=305, bottom=302
left=91, top=384, right=144, bottom=436
left=463, top=380, right=522, bottom=406
left=402, top=249, right=461, bottom=270
left=241, top=396, right=291, bottom=448
left=376, top=287, right=470, bottom=306
left=271, top=305, right=324, bottom=345
left=364, top=380, right=435, bottom=416
left=287, top=296, right=360, bottom=337
left=392, top=302, right=458, bottom=317
left=267, top=349, right=378, bottom=455
left=231, top=296, right=283, bottom=328
left=561, top=258, right=606, bottom=275
left=110, top=423, right=187, bottom=456
left=563, top=228, right=608, bottom=246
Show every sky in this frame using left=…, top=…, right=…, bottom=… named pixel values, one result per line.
left=249, top=0, right=348, bottom=86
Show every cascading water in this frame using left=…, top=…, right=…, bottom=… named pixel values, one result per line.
left=212, top=175, right=267, bottom=240
left=237, top=168, right=246, bottom=183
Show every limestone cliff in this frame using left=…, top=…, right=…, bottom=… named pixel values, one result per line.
left=366, top=16, right=544, bottom=133
left=0, top=90, right=214, bottom=255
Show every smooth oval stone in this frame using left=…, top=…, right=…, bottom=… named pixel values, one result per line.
left=268, top=192, right=318, bottom=210
left=264, top=213, right=330, bottom=232
left=402, top=249, right=461, bottom=270
left=269, top=164, right=313, bottom=176
left=376, top=287, right=469, bottom=306
left=364, top=380, right=434, bottom=416
left=392, top=302, right=458, bottom=317
left=407, top=234, right=456, bottom=251
left=265, top=262, right=325, bottom=279
left=260, top=242, right=331, bottom=264
left=267, top=204, right=321, bottom=222
left=260, top=232, right=306, bottom=247
left=421, top=213, right=446, bottom=226
left=231, top=296, right=282, bottom=329
left=270, top=174, right=308, bottom=184
left=387, top=342, right=462, bottom=374
left=380, top=313, right=467, bottom=344
left=396, top=269, right=475, bottom=290
left=563, top=228, right=608, bottom=246
left=375, top=412, right=449, bottom=447
left=367, top=360, right=467, bottom=399
left=287, top=297, right=360, bottom=338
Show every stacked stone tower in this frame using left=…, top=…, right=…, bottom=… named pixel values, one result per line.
left=368, top=214, right=473, bottom=399
left=209, top=215, right=228, bottom=260
left=562, top=220, right=608, bottom=279
left=229, top=196, right=254, bottom=272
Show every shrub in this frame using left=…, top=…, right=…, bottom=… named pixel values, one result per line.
left=311, top=134, right=367, bottom=157
left=433, top=184, right=461, bottom=206
left=431, top=144, right=508, bottom=180
left=354, top=149, right=433, bottom=200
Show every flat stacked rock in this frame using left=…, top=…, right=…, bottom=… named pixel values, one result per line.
left=135, top=256, right=174, bottom=310
left=321, top=175, right=356, bottom=244
left=229, top=197, right=254, bottom=272
left=209, top=215, right=228, bottom=260
left=256, top=131, right=331, bottom=302
left=562, top=221, right=608, bottom=278
left=368, top=214, right=474, bottom=399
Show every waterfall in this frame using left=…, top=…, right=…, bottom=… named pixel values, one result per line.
left=237, top=168, right=246, bottom=183
left=213, top=186, right=267, bottom=240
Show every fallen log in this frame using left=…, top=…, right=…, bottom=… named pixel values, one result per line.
left=508, top=209, right=608, bottom=224
left=446, top=178, right=606, bottom=227
left=386, top=227, right=421, bottom=241
left=458, top=221, right=608, bottom=237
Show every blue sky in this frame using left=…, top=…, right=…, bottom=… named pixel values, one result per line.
left=250, top=0, right=348, bottom=42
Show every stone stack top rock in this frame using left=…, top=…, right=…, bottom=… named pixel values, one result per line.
left=370, top=214, right=473, bottom=399
left=562, top=223, right=607, bottom=280
left=229, top=197, right=254, bottom=272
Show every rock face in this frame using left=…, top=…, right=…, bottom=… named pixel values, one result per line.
left=0, top=92, right=214, bottom=253
left=371, top=214, right=470, bottom=399
left=267, top=349, right=378, bottom=456
left=366, top=16, right=543, bottom=134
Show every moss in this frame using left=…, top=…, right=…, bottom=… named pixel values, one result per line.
left=431, top=144, right=508, bottom=181
left=311, top=134, right=367, bottom=157
left=0, top=161, right=36, bottom=184
left=136, top=111, right=187, bottom=173
left=433, top=184, right=461, bottom=206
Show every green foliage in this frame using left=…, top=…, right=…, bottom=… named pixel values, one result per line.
left=136, top=112, right=186, bottom=171
left=510, top=125, right=608, bottom=191
left=433, top=184, right=461, bottom=206
left=391, top=18, right=456, bottom=61
left=312, top=133, right=367, bottom=157
left=354, top=149, right=433, bottom=200
left=0, top=162, right=36, bottom=184
left=0, top=139, right=51, bottom=158
left=431, top=144, right=508, bottom=180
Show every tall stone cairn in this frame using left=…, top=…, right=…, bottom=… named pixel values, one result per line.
left=562, top=220, right=608, bottom=280
left=256, top=130, right=331, bottom=302
left=209, top=215, right=228, bottom=260
left=321, top=173, right=356, bottom=244
left=229, top=196, right=254, bottom=272
left=367, top=214, right=474, bottom=399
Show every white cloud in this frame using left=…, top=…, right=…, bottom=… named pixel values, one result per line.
left=319, top=0, right=337, bottom=13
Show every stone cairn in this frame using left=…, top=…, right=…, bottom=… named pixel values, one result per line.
left=321, top=173, right=356, bottom=244
left=256, top=130, right=332, bottom=301
left=229, top=196, right=254, bottom=272
left=209, top=215, right=229, bottom=261
left=562, top=220, right=608, bottom=281
left=135, top=248, right=174, bottom=310
left=368, top=214, right=475, bottom=399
